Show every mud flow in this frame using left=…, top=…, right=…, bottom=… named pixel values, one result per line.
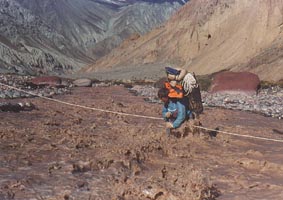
left=1, top=86, right=283, bottom=200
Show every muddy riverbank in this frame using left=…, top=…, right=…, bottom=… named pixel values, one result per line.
left=1, top=84, right=283, bottom=199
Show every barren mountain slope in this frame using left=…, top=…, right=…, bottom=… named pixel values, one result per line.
left=0, top=0, right=187, bottom=75
left=86, top=0, right=283, bottom=82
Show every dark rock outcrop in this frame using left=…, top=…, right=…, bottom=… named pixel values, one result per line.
left=29, top=76, right=62, bottom=87
left=209, top=71, right=260, bottom=95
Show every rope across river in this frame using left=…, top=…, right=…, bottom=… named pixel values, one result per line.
left=1, top=82, right=283, bottom=143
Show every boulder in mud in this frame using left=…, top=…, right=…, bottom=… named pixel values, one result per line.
left=73, top=78, right=92, bottom=87
left=209, top=71, right=260, bottom=95
left=0, top=102, right=36, bottom=112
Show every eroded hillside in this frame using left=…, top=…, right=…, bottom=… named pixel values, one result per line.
left=85, top=0, right=283, bottom=82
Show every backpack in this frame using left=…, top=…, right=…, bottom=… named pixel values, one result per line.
left=164, top=67, right=203, bottom=115
left=183, top=73, right=203, bottom=115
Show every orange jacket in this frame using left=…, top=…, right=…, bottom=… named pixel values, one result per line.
left=164, top=82, right=184, bottom=98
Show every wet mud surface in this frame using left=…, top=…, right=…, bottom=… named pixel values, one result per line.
left=1, top=86, right=283, bottom=200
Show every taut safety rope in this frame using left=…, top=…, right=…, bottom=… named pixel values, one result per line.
left=1, top=82, right=283, bottom=143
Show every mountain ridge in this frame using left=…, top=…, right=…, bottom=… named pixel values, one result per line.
left=0, top=0, right=187, bottom=75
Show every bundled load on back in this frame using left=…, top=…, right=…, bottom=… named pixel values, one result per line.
left=164, top=66, right=203, bottom=115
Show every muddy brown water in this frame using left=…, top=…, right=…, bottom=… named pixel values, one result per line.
left=0, top=86, right=283, bottom=200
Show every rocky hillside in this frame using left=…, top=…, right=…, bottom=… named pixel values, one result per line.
left=0, top=0, right=187, bottom=75
left=85, top=0, right=283, bottom=82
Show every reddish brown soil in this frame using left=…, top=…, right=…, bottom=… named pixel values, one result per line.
left=1, top=86, right=283, bottom=200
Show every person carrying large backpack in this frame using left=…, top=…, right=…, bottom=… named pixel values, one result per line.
left=164, top=66, right=203, bottom=116
left=158, top=66, right=203, bottom=136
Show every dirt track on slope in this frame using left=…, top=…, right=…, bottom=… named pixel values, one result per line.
left=1, top=85, right=283, bottom=200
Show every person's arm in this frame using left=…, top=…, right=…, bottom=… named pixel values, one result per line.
left=162, top=106, right=168, bottom=121
left=172, top=102, right=186, bottom=128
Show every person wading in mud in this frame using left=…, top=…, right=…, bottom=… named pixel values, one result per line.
left=158, top=66, right=202, bottom=136
left=158, top=87, right=190, bottom=136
